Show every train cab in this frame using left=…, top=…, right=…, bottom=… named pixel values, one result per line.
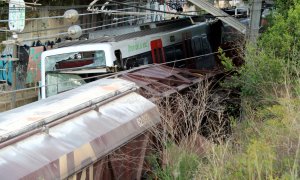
left=41, top=43, right=115, bottom=98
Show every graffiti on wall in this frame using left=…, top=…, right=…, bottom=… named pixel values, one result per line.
left=166, top=0, right=186, bottom=10
left=149, top=0, right=187, bottom=11
left=26, top=46, right=44, bottom=85
left=0, top=45, right=14, bottom=85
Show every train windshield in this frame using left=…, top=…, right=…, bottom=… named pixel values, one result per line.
left=44, top=50, right=106, bottom=97
left=45, top=50, right=106, bottom=71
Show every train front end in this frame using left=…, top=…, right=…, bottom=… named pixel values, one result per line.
left=41, top=43, right=114, bottom=99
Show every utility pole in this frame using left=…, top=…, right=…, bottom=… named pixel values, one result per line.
left=248, top=0, right=262, bottom=43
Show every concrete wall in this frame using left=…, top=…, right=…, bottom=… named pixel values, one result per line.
left=0, top=88, right=38, bottom=112
left=20, top=8, right=75, bottom=45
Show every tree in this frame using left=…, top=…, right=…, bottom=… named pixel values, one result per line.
left=225, top=1, right=300, bottom=105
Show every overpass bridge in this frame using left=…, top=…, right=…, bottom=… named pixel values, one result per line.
left=189, top=0, right=247, bottom=34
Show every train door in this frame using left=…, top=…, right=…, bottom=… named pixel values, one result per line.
left=114, top=49, right=123, bottom=69
left=182, top=31, right=194, bottom=68
left=191, top=35, right=215, bottom=69
left=150, top=39, right=165, bottom=64
left=182, top=32, right=193, bottom=58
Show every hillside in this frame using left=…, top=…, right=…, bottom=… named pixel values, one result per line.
left=151, top=1, right=300, bottom=179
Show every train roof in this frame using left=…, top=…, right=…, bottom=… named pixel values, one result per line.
left=0, top=78, right=160, bottom=179
left=57, top=17, right=208, bottom=48
left=41, top=43, right=112, bottom=59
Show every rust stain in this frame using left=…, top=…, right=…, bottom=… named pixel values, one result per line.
left=26, top=115, right=43, bottom=121
left=100, top=85, right=119, bottom=91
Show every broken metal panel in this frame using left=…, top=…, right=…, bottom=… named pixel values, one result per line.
left=188, top=0, right=247, bottom=34
left=0, top=91, right=160, bottom=180
left=118, top=65, right=209, bottom=99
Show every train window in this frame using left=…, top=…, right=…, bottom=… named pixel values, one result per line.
left=143, top=52, right=152, bottom=64
left=170, top=35, right=175, bottom=42
left=142, top=57, right=149, bottom=65
left=94, top=51, right=106, bottom=66
left=202, top=36, right=212, bottom=54
left=46, top=50, right=106, bottom=71
left=175, top=44, right=183, bottom=59
left=164, top=46, right=175, bottom=62
left=137, top=56, right=148, bottom=66
left=191, top=35, right=212, bottom=56
left=175, top=49, right=183, bottom=60
left=184, top=39, right=193, bottom=58
left=158, top=48, right=165, bottom=63
left=192, top=36, right=201, bottom=55
left=197, top=35, right=215, bottom=69
left=174, top=44, right=184, bottom=67
left=114, top=50, right=123, bottom=68
left=154, top=49, right=159, bottom=63
left=125, top=57, right=138, bottom=69
left=140, top=25, right=150, bottom=30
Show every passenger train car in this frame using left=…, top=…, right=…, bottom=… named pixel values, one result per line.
left=41, top=17, right=222, bottom=98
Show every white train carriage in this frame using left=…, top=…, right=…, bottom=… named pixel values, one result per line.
left=41, top=18, right=222, bottom=98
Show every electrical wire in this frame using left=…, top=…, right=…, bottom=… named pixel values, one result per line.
left=109, top=0, right=201, bottom=17
left=0, top=2, right=143, bottom=12
left=82, top=16, right=146, bottom=31
left=20, top=16, right=147, bottom=42
left=0, top=6, right=138, bottom=23
left=0, top=2, right=250, bottom=36
left=1, top=6, right=144, bottom=34
left=15, top=16, right=133, bottom=35
left=0, top=12, right=88, bottom=23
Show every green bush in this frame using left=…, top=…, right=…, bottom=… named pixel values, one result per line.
left=151, top=144, right=200, bottom=180
left=194, top=98, right=300, bottom=179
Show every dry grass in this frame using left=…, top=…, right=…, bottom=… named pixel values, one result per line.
left=144, top=79, right=238, bottom=179
left=146, top=66, right=300, bottom=179
left=193, top=80, right=300, bottom=179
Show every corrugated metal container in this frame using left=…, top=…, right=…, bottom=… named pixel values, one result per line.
left=0, top=78, right=160, bottom=179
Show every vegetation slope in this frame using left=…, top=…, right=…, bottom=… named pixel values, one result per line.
left=152, top=1, right=300, bottom=179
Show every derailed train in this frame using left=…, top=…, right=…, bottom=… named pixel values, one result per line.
left=0, top=17, right=226, bottom=179
left=0, top=78, right=161, bottom=179
left=41, top=17, right=223, bottom=98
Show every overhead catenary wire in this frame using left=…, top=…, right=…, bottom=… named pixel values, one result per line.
left=0, top=5, right=146, bottom=34
left=108, top=0, right=201, bottom=17
left=0, top=46, right=240, bottom=95
left=0, top=15, right=147, bottom=45
left=0, top=3, right=146, bottom=23
left=90, top=1, right=246, bottom=19
left=0, top=7, right=145, bottom=36
left=0, top=0, right=40, bottom=7
left=0, top=6, right=137, bottom=23
left=0, top=12, right=92, bottom=23
left=16, top=16, right=134, bottom=35
left=82, top=16, right=146, bottom=31
left=0, top=1, right=143, bottom=12
left=21, top=16, right=147, bottom=42
left=0, top=2, right=248, bottom=36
